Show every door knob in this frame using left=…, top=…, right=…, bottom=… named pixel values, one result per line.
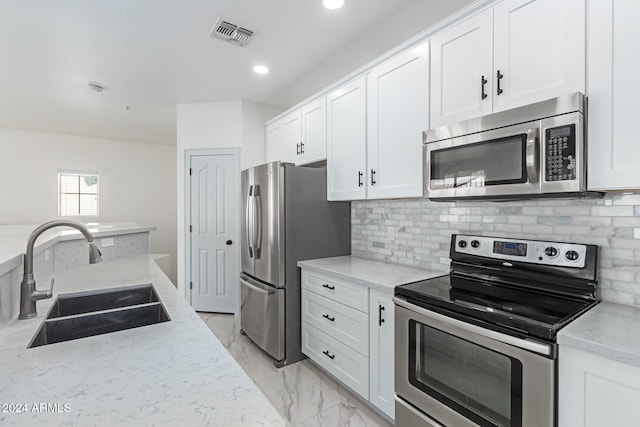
left=226, top=240, right=233, bottom=245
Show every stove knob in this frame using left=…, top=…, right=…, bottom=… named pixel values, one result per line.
left=470, top=240, right=480, bottom=249
left=565, top=250, right=579, bottom=261
left=458, top=240, right=467, bottom=248
left=544, top=246, right=558, bottom=258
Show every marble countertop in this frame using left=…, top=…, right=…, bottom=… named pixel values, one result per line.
left=0, top=223, right=156, bottom=276
left=297, top=255, right=445, bottom=293
left=0, top=255, right=284, bottom=426
left=558, top=302, right=640, bottom=369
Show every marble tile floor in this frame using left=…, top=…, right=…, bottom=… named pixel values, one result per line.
left=198, top=312, right=394, bottom=427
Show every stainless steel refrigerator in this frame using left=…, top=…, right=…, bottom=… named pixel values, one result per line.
left=240, top=161, right=350, bottom=367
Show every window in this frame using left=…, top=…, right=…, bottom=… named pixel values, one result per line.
left=58, top=170, right=99, bottom=216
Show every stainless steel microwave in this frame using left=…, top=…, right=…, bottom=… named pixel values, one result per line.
left=424, top=93, right=595, bottom=200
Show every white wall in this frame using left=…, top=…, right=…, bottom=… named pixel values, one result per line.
left=0, top=128, right=177, bottom=283
left=270, top=0, right=474, bottom=107
left=175, top=100, right=283, bottom=298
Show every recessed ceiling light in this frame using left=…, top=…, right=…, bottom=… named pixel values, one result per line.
left=253, top=65, right=269, bottom=74
left=323, top=0, right=344, bottom=9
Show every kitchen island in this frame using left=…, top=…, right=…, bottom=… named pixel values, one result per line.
left=0, top=255, right=284, bottom=426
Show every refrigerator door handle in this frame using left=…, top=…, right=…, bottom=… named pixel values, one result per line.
left=254, top=184, right=263, bottom=258
left=246, top=185, right=254, bottom=258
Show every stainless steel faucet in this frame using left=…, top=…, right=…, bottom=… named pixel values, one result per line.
left=19, top=220, right=103, bottom=320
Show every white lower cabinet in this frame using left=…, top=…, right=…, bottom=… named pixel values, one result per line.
left=559, top=346, right=640, bottom=426
left=301, top=289, right=369, bottom=355
left=369, top=289, right=395, bottom=419
left=301, top=269, right=395, bottom=420
left=301, top=322, right=369, bottom=399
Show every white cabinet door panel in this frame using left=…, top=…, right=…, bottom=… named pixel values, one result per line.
left=301, top=270, right=369, bottom=312
left=367, top=42, right=429, bottom=199
left=265, top=120, right=282, bottom=163
left=559, top=346, right=640, bottom=427
left=301, top=289, right=369, bottom=356
left=587, top=0, right=640, bottom=190
left=430, top=9, right=493, bottom=127
left=281, top=110, right=301, bottom=165
left=493, top=0, right=585, bottom=112
left=369, top=289, right=395, bottom=419
left=327, top=76, right=367, bottom=201
left=301, top=322, right=369, bottom=400
left=299, top=97, right=327, bottom=165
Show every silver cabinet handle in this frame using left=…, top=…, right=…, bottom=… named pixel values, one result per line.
left=241, top=278, right=274, bottom=295
left=526, top=128, right=539, bottom=183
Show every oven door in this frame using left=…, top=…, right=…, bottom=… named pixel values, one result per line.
left=424, top=120, right=541, bottom=199
left=394, top=298, right=555, bottom=427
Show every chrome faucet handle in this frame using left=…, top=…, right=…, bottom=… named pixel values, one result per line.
left=31, top=277, right=54, bottom=302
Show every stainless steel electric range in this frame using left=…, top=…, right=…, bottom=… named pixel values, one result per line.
left=394, top=234, right=599, bottom=427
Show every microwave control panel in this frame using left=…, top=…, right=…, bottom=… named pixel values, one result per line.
left=545, top=124, right=576, bottom=182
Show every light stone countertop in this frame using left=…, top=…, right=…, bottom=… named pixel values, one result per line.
left=558, top=302, right=640, bottom=369
left=0, top=223, right=156, bottom=276
left=297, top=255, right=446, bottom=294
left=0, top=255, right=284, bottom=427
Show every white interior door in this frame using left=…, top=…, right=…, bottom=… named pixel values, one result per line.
left=189, top=153, right=239, bottom=313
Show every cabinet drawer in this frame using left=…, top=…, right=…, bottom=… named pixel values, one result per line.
left=301, top=270, right=368, bottom=312
left=301, top=289, right=369, bottom=356
left=301, top=322, right=369, bottom=400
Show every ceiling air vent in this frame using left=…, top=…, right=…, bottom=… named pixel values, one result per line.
left=209, top=17, right=254, bottom=46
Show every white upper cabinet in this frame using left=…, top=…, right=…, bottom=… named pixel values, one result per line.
left=587, top=0, right=640, bottom=190
left=493, top=0, right=585, bottom=112
left=367, top=42, right=429, bottom=199
left=281, top=110, right=301, bottom=164
left=265, top=120, right=283, bottom=163
left=299, top=97, right=327, bottom=165
left=430, top=10, right=494, bottom=128
left=268, top=97, right=327, bottom=166
left=327, top=76, right=367, bottom=201
left=431, top=0, right=585, bottom=128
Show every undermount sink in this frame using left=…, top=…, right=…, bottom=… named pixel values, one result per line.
left=47, top=284, right=161, bottom=319
left=28, top=284, right=170, bottom=348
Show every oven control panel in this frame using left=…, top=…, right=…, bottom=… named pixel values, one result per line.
left=454, top=235, right=587, bottom=268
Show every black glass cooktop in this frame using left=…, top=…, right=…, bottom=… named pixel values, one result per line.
left=395, top=274, right=596, bottom=342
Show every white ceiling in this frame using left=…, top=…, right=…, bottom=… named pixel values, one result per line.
left=0, top=0, right=474, bottom=145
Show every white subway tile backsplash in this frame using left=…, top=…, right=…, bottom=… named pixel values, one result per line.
left=592, top=206, right=635, bottom=216
left=352, top=193, right=640, bottom=308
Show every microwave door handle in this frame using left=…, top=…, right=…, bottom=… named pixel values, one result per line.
left=526, top=128, right=539, bottom=183
left=246, top=185, right=254, bottom=258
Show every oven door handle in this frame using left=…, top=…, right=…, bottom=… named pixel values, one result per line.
left=526, top=127, right=539, bottom=183
left=393, top=297, right=552, bottom=356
